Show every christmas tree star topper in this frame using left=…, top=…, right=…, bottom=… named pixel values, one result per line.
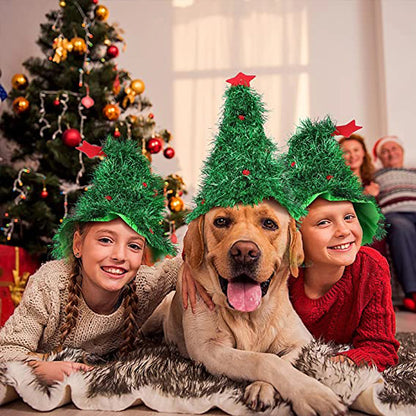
left=226, top=72, right=256, bottom=87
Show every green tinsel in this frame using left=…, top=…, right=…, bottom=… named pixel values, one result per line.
left=279, top=116, right=385, bottom=245
left=52, top=138, right=176, bottom=260
left=187, top=84, right=304, bottom=222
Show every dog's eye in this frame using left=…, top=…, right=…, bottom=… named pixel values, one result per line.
left=262, top=218, right=278, bottom=230
left=214, top=217, right=231, bottom=228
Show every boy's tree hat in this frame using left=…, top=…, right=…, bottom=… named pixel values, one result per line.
left=280, top=116, right=385, bottom=245
left=52, top=138, right=176, bottom=260
left=187, top=72, right=304, bottom=222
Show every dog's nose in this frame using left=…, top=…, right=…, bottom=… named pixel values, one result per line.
left=230, top=241, right=260, bottom=264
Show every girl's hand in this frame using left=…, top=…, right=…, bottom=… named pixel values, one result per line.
left=27, top=360, right=93, bottom=386
left=181, top=262, right=215, bottom=313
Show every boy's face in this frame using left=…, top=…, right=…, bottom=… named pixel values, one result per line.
left=299, top=198, right=363, bottom=268
left=73, top=218, right=145, bottom=295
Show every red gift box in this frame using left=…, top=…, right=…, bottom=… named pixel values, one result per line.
left=0, top=245, right=39, bottom=326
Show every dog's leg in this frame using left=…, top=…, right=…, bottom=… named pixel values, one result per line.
left=184, top=310, right=346, bottom=416
left=243, top=381, right=277, bottom=412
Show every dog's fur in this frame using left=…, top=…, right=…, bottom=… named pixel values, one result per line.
left=143, top=200, right=346, bottom=415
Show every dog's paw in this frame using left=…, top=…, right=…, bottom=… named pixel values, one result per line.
left=291, top=379, right=347, bottom=416
left=243, top=381, right=276, bottom=412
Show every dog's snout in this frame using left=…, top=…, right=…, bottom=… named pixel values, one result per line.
left=230, top=241, right=260, bottom=264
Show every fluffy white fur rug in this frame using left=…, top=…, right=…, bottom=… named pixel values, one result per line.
left=0, top=333, right=415, bottom=415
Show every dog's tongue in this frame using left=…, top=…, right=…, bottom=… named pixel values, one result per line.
left=227, top=281, right=262, bottom=312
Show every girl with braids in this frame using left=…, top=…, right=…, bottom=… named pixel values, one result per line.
left=0, top=138, right=201, bottom=385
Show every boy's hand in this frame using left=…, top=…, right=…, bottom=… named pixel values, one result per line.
left=27, top=360, right=93, bottom=386
left=181, top=262, right=215, bottom=313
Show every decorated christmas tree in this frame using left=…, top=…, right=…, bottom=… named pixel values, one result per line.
left=0, top=0, right=187, bottom=259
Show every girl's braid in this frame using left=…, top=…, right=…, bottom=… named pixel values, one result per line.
left=59, top=259, right=82, bottom=346
left=119, top=278, right=140, bottom=357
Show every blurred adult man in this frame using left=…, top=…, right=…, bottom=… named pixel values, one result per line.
left=373, top=136, right=416, bottom=311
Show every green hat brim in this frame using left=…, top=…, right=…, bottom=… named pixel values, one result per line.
left=301, top=191, right=382, bottom=246
left=53, top=212, right=174, bottom=261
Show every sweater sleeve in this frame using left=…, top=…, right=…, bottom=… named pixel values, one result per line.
left=339, top=255, right=400, bottom=372
left=135, top=255, right=183, bottom=325
left=0, top=264, right=58, bottom=362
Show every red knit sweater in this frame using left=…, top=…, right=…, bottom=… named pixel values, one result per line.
left=288, top=246, right=399, bottom=372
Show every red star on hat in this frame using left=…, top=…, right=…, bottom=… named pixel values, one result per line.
left=76, top=141, right=106, bottom=158
left=226, top=72, right=256, bottom=87
left=332, top=120, right=362, bottom=138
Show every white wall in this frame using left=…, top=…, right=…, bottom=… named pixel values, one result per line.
left=1, top=0, right=415, bottom=202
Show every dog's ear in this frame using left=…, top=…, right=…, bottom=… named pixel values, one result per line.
left=288, top=218, right=304, bottom=277
left=183, top=216, right=205, bottom=269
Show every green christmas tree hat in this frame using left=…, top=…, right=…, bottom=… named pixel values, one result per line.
left=279, top=116, right=384, bottom=245
left=52, top=138, right=176, bottom=260
left=187, top=72, right=304, bottom=222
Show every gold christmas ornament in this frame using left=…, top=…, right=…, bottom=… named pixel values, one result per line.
left=59, top=0, right=66, bottom=7
left=103, top=103, right=121, bottom=121
left=52, top=36, right=71, bottom=63
left=122, top=86, right=136, bottom=108
left=130, top=79, right=145, bottom=95
left=168, top=196, right=185, bottom=212
left=71, top=37, right=87, bottom=54
left=12, top=97, right=30, bottom=114
left=95, top=5, right=109, bottom=21
left=11, top=74, right=28, bottom=90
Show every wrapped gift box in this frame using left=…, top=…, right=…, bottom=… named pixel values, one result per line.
left=0, top=245, right=39, bottom=326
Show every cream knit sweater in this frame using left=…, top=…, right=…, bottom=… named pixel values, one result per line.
left=0, top=256, right=182, bottom=362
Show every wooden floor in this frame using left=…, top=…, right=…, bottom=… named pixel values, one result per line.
left=2, top=311, right=416, bottom=416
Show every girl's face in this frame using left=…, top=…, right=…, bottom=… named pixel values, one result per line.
left=73, top=218, right=145, bottom=295
left=341, top=139, right=365, bottom=171
left=300, top=198, right=362, bottom=268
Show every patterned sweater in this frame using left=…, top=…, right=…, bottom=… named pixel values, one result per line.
left=0, top=256, right=182, bottom=362
left=288, top=247, right=399, bottom=372
left=374, top=167, right=416, bottom=214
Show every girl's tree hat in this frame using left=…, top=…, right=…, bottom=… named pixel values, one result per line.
left=187, top=72, right=304, bottom=222
left=52, top=138, right=176, bottom=260
left=280, top=116, right=385, bottom=245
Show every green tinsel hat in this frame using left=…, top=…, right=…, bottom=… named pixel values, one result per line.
left=280, top=116, right=385, bottom=245
left=52, top=138, right=176, bottom=260
left=187, top=72, right=303, bottom=222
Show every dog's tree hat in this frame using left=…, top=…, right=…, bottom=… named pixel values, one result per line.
left=280, top=116, right=385, bottom=245
left=52, top=138, right=176, bottom=260
left=187, top=72, right=303, bottom=222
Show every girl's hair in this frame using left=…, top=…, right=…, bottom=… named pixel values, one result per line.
left=58, top=221, right=142, bottom=357
left=339, top=134, right=375, bottom=186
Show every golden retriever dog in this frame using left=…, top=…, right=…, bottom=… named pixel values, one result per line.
left=144, top=200, right=346, bottom=416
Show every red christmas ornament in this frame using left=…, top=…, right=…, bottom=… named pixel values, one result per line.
left=146, top=137, right=162, bottom=154
left=92, top=0, right=99, bottom=3
left=163, top=147, right=175, bottom=159
left=113, top=128, right=121, bottom=138
left=290, top=161, right=296, bottom=167
left=53, top=98, right=60, bottom=106
left=40, top=188, right=48, bottom=198
left=326, top=175, right=333, bottom=180
left=62, top=128, right=82, bottom=147
left=242, top=169, right=250, bottom=176
left=105, top=195, right=112, bottom=201
left=148, top=113, right=154, bottom=119
left=107, top=45, right=119, bottom=59
left=226, top=72, right=256, bottom=87
left=238, top=115, right=245, bottom=120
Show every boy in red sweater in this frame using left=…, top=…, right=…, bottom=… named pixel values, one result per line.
left=288, top=198, right=399, bottom=371
left=283, top=117, right=399, bottom=372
